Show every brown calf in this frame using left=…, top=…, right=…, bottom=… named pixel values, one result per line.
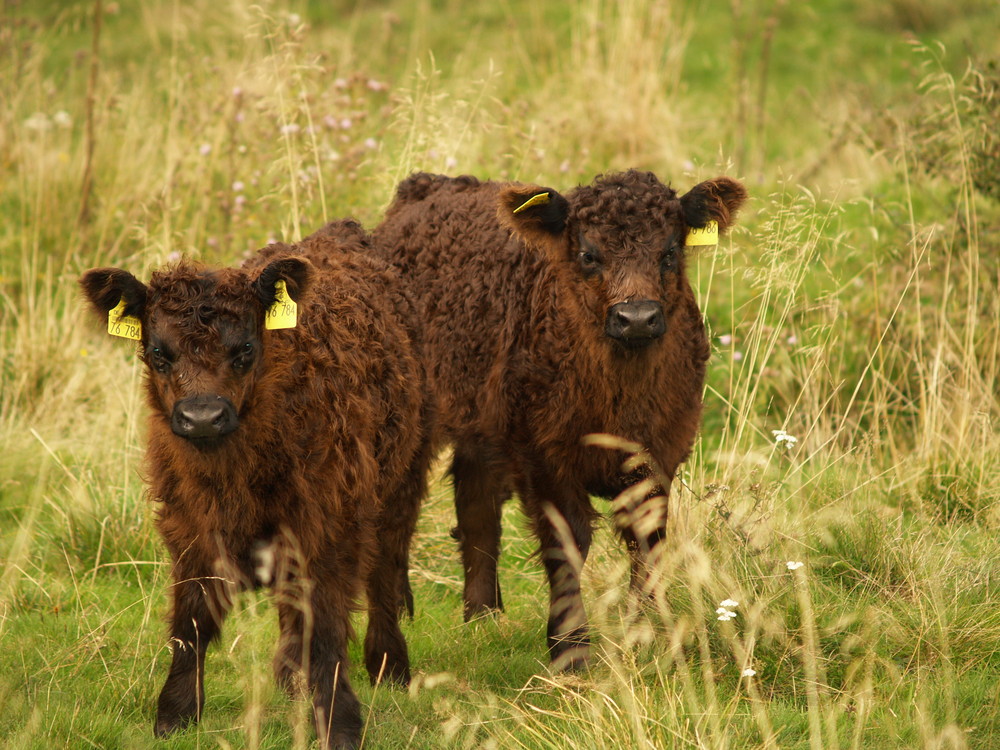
left=374, top=170, right=746, bottom=669
left=80, top=220, right=434, bottom=748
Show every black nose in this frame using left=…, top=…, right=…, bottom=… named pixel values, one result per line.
left=171, top=395, right=239, bottom=441
left=605, top=300, right=665, bottom=347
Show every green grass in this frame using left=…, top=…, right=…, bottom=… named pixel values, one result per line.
left=2, top=0, right=1000, bottom=747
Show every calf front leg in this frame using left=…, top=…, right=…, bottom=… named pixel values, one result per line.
left=529, top=491, right=594, bottom=672
left=155, top=570, right=231, bottom=737
left=307, top=580, right=362, bottom=750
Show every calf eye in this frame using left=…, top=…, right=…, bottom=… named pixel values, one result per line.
left=660, top=247, right=679, bottom=274
left=578, top=249, right=602, bottom=276
left=232, top=342, right=255, bottom=372
left=149, top=347, right=171, bottom=374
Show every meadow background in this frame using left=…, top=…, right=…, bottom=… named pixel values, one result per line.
left=2, top=0, right=1000, bottom=747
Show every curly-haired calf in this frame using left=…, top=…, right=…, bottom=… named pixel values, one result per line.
left=80, top=220, right=433, bottom=749
left=374, top=170, right=746, bottom=669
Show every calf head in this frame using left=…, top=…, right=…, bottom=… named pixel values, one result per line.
left=499, top=170, right=747, bottom=351
left=80, top=257, right=311, bottom=448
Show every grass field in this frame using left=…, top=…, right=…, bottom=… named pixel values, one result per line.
left=2, top=0, right=1000, bottom=747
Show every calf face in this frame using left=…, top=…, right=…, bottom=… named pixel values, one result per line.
left=80, top=258, right=311, bottom=449
left=499, top=170, right=747, bottom=352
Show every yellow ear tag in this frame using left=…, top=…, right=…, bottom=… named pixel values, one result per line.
left=107, top=299, right=142, bottom=340
left=513, top=192, right=550, bottom=215
left=265, top=279, right=297, bottom=330
left=685, top=220, right=719, bottom=246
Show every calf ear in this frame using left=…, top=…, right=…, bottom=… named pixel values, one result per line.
left=497, top=184, right=571, bottom=252
left=252, top=256, right=312, bottom=307
left=680, top=177, right=748, bottom=233
left=79, top=268, right=148, bottom=319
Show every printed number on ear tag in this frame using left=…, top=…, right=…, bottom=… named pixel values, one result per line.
left=107, top=299, right=142, bottom=340
left=513, top=192, right=550, bottom=215
left=685, top=220, right=719, bottom=247
left=265, top=280, right=297, bottom=330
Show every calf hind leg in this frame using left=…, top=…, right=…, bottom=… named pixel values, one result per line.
left=364, top=459, right=427, bottom=685
left=615, top=490, right=669, bottom=596
left=452, top=444, right=510, bottom=619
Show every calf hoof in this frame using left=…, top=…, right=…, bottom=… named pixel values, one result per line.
left=316, top=726, right=362, bottom=750
left=153, top=711, right=196, bottom=738
left=330, top=730, right=362, bottom=750
left=462, top=600, right=504, bottom=622
left=154, top=688, right=201, bottom=737
left=549, top=643, right=590, bottom=673
left=315, top=705, right=363, bottom=750
left=547, top=626, right=591, bottom=673
left=364, top=642, right=411, bottom=686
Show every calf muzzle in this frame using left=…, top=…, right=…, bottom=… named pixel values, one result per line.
left=605, top=300, right=665, bottom=348
left=171, top=395, right=239, bottom=441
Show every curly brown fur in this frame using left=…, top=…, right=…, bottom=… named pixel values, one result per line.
left=374, top=170, right=746, bottom=669
left=80, top=220, right=434, bottom=749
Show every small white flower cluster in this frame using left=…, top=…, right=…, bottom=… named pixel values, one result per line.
left=24, top=110, right=73, bottom=132
left=786, top=560, right=804, bottom=571
left=772, top=429, right=798, bottom=449
left=741, top=667, right=756, bottom=677
left=716, top=598, right=739, bottom=621
left=717, top=334, right=743, bottom=361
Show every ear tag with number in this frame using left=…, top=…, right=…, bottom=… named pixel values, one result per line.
left=685, top=220, right=719, bottom=247
left=107, top=298, right=142, bottom=340
left=265, top=279, right=297, bottom=330
left=513, top=192, right=550, bottom=214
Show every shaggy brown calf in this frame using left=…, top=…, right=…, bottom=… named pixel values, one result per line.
left=80, top=220, right=433, bottom=749
left=374, top=170, right=746, bottom=669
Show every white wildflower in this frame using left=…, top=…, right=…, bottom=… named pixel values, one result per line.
left=24, top=112, right=52, bottom=131
left=786, top=561, right=804, bottom=571
left=720, top=599, right=739, bottom=608
left=53, top=110, right=72, bottom=128
left=742, top=668, right=756, bottom=677
left=772, top=429, right=798, bottom=449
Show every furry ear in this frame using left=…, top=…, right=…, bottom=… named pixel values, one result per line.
left=497, top=184, right=571, bottom=253
left=680, top=177, right=748, bottom=233
left=252, top=257, right=313, bottom=308
left=79, top=268, right=148, bottom=319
